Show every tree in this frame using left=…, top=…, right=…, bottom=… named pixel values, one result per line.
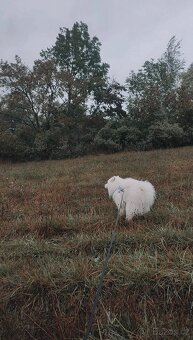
left=0, top=56, right=60, bottom=131
left=0, top=22, right=121, bottom=160
left=89, top=80, right=126, bottom=118
left=41, top=22, right=110, bottom=116
left=163, top=36, right=185, bottom=88
left=126, top=36, right=185, bottom=131
left=178, top=64, right=193, bottom=143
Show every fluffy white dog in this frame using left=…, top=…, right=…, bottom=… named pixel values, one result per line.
left=105, top=176, right=156, bottom=221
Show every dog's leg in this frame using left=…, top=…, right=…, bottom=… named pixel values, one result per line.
left=119, top=201, right=126, bottom=216
left=125, top=204, right=136, bottom=221
left=116, top=199, right=126, bottom=217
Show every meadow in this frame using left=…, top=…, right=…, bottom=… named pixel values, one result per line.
left=1, top=146, right=193, bottom=339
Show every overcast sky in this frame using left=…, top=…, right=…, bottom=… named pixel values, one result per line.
left=1, top=0, right=193, bottom=82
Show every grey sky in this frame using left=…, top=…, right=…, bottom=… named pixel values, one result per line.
left=1, top=0, right=193, bottom=82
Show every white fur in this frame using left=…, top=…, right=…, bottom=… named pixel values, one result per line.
left=104, top=176, right=156, bottom=221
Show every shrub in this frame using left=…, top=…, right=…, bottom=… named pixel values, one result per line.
left=148, top=121, right=185, bottom=148
left=94, top=125, right=121, bottom=152
left=116, top=126, right=142, bottom=149
left=0, top=130, right=27, bottom=160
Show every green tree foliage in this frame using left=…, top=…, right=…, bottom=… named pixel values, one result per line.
left=0, top=56, right=60, bottom=131
left=148, top=121, right=184, bottom=148
left=177, top=64, right=193, bottom=143
left=41, top=22, right=110, bottom=116
left=126, top=37, right=185, bottom=129
left=0, top=29, right=193, bottom=160
left=124, top=36, right=189, bottom=148
left=0, top=22, right=126, bottom=159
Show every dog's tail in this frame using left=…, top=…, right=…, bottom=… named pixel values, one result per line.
left=144, top=181, right=156, bottom=207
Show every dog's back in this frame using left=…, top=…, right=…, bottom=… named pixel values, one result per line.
left=120, top=177, right=156, bottom=217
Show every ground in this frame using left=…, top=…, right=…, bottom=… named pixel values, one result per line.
left=1, top=146, right=193, bottom=339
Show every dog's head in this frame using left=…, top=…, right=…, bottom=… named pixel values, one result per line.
left=104, top=176, right=120, bottom=196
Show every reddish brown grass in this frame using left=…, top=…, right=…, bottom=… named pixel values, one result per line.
left=1, top=146, right=193, bottom=339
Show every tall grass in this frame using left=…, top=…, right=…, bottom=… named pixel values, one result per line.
left=1, top=146, right=193, bottom=339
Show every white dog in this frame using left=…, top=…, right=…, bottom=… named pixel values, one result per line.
left=105, top=176, right=156, bottom=221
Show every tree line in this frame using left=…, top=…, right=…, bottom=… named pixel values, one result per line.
left=0, top=22, right=193, bottom=160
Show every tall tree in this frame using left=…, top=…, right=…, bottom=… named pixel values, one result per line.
left=178, top=63, right=193, bottom=142
left=126, top=36, right=185, bottom=130
left=0, top=22, right=126, bottom=160
left=163, top=36, right=184, bottom=88
left=0, top=56, right=60, bottom=131
left=89, top=80, right=126, bottom=118
left=41, top=22, right=110, bottom=116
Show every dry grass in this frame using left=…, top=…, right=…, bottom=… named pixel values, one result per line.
left=1, top=146, right=193, bottom=339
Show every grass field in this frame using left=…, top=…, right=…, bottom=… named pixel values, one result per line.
left=1, top=146, right=193, bottom=339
